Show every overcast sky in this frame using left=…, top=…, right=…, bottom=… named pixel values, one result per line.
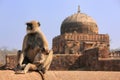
left=0, top=0, right=120, bottom=50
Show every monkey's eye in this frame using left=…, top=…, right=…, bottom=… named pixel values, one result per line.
left=26, top=23, right=32, bottom=26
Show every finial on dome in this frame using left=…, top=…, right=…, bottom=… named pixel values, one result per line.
left=78, top=5, right=80, bottom=13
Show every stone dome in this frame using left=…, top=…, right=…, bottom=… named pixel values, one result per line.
left=61, top=7, right=98, bottom=34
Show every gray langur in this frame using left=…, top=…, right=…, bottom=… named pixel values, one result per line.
left=15, top=20, right=53, bottom=74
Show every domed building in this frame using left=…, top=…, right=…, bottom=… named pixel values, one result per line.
left=61, top=8, right=98, bottom=34
left=52, top=6, right=109, bottom=54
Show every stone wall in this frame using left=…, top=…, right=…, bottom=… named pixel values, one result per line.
left=97, top=59, right=120, bottom=71
left=2, top=48, right=120, bottom=71
left=82, top=48, right=99, bottom=70
left=50, top=54, right=82, bottom=70
left=3, top=54, right=83, bottom=70
left=82, top=48, right=120, bottom=71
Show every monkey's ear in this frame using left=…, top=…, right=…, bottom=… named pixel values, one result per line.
left=38, top=22, right=41, bottom=27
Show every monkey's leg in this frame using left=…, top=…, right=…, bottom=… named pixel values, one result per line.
left=15, top=63, right=37, bottom=74
left=39, top=50, right=53, bottom=74
left=24, top=63, right=38, bottom=73
left=14, top=51, right=25, bottom=71
left=17, top=51, right=24, bottom=68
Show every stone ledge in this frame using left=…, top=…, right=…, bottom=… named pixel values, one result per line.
left=0, top=70, right=120, bottom=80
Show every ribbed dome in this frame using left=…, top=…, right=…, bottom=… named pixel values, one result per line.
left=61, top=8, right=98, bottom=34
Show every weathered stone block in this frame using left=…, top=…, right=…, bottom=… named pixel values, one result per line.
left=5, top=54, right=17, bottom=69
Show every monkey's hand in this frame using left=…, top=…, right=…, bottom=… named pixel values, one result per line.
left=41, top=48, right=49, bottom=55
left=16, top=64, right=26, bottom=70
left=15, top=70, right=26, bottom=74
left=18, top=50, right=22, bottom=53
left=33, top=61, right=43, bottom=64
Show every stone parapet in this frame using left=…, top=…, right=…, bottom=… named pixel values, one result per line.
left=0, top=70, right=120, bottom=80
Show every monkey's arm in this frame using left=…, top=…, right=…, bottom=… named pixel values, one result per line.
left=38, top=31, right=49, bottom=52
left=18, top=51, right=24, bottom=66
left=22, top=35, right=28, bottom=51
left=18, top=35, right=28, bottom=66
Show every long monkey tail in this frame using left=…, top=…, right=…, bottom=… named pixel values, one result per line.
left=38, top=71, right=45, bottom=80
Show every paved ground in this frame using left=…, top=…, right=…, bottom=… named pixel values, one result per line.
left=0, top=70, right=120, bottom=80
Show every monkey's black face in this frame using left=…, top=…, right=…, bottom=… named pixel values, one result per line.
left=26, top=21, right=40, bottom=34
left=26, top=23, right=33, bottom=30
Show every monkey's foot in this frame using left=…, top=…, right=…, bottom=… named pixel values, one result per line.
left=41, top=68, right=46, bottom=74
left=15, top=70, right=26, bottom=74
